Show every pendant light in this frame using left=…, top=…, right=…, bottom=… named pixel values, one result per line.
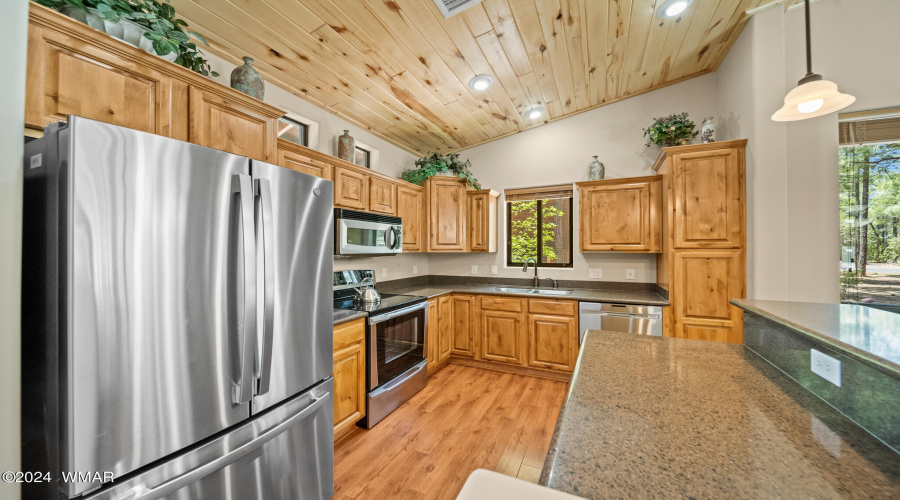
left=771, top=0, right=854, bottom=121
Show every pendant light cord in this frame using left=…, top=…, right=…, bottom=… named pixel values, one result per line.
left=805, top=0, right=812, bottom=76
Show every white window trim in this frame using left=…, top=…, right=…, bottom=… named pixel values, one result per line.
left=351, top=139, right=380, bottom=170
left=281, top=111, right=319, bottom=149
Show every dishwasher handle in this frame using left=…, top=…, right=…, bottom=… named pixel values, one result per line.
left=581, top=310, right=661, bottom=320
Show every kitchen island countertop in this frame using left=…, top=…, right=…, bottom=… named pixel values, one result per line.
left=540, top=330, right=900, bottom=498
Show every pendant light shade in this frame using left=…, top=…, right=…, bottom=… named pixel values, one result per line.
left=772, top=79, right=856, bottom=121
left=771, top=0, right=855, bottom=122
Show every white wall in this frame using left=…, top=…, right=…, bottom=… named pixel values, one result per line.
left=204, top=52, right=425, bottom=281
left=1, top=2, right=28, bottom=498
left=429, top=74, right=719, bottom=283
left=716, top=0, right=900, bottom=303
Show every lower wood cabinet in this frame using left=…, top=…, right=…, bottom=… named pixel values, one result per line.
left=426, top=299, right=440, bottom=372
left=671, top=249, right=744, bottom=343
left=332, top=319, right=366, bottom=441
left=450, top=295, right=475, bottom=357
left=479, top=309, right=525, bottom=365
left=527, top=314, right=578, bottom=372
left=437, top=295, right=453, bottom=362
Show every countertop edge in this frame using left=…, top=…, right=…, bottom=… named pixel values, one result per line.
left=730, top=299, right=900, bottom=379
left=378, top=285, right=670, bottom=306
left=332, top=310, right=368, bottom=327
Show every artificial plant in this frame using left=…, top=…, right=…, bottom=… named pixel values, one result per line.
left=401, top=152, right=481, bottom=189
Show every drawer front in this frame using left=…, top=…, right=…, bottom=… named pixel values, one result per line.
left=479, top=295, right=524, bottom=313
left=333, top=319, right=365, bottom=351
left=528, top=299, right=577, bottom=316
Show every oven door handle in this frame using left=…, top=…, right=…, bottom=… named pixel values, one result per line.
left=368, top=301, right=428, bottom=325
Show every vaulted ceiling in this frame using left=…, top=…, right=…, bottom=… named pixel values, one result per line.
left=172, top=0, right=772, bottom=155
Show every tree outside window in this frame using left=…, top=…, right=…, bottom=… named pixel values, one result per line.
left=507, top=198, right=572, bottom=267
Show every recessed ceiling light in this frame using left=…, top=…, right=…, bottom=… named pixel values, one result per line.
left=526, top=107, right=545, bottom=120
left=657, top=0, right=693, bottom=18
left=468, top=74, right=493, bottom=91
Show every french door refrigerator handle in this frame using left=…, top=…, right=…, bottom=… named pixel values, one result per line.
left=233, top=174, right=257, bottom=406
left=124, top=394, right=328, bottom=500
left=256, top=178, right=276, bottom=395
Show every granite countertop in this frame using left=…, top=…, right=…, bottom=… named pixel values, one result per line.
left=378, top=284, right=669, bottom=307
left=731, top=299, right=900, bottom=377
left=541, top=331, right=900, bottom=498
left=333, top=309, right=367, bottom=326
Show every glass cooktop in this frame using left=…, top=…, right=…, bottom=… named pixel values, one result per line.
left=333, top=293, right=426, bottom=314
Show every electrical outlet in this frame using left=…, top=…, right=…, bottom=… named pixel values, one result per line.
left=471, top=265, right=478, bottom=274
left=490, top=265, right=498, bottom=275
left=811, top=349, right=841, bottom=387
left=625, top=269, right=636, bottom=280
left=413, top=265, right=418, bottom=274
left=589, top=269, right=603, bottom=279
left=381, top=268, right=388, bottom=278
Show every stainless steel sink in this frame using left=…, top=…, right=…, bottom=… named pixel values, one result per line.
left=530, top=289, right=574, bottom=296
left=491, top=287, right=574, bottom=296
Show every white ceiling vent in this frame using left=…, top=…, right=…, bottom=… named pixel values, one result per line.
left=433, top=0, right=486, bottom=18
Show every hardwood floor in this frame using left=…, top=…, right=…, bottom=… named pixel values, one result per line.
left=333, top=364, right=568, bottom=500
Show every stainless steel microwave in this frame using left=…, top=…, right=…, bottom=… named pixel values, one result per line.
left=334, top=208, right=402, bottom=256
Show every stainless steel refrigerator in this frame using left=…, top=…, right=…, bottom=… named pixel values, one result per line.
left=22, top=116, right=334, bottom=499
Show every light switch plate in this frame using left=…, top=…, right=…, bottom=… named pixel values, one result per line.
left=413, top=265, right=418, bottom=274
left=381, top=268, right=388, bottom=278
left=811, top=349, right=841, bottom=387
left=471, top=265, right=478, bottom=274
left=490, top=265, right=498, bottom=275
left=625, top=269, right=636, bottom=280
left=589, top=269, right=602, bottom=279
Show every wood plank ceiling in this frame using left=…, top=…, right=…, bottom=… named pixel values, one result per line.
left=171, top=0, right=770, bottom=155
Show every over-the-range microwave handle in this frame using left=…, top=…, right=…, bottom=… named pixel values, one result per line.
left=232, top=174, right=257, bottom=406
left=367, top=301, right=428, bottom=325
left=255, top=178, right=275, bottom=396
left=119, top=393, right=328, bottom=500
left=387, top=225, right=402, bottom=250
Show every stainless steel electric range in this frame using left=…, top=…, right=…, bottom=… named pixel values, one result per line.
left=333, top=270, right=428, bottom=428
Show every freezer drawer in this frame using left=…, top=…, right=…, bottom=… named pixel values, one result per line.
left=85, top=378, right=335, bottom=500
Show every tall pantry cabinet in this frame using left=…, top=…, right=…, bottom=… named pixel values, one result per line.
left=653, top=140, right=747, bottom=344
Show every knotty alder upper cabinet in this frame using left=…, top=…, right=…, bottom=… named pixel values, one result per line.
left=577, top=176, right=663, bottom=253
left=467, top=189, right=500, bottom=253
left=369, top=176, right=398, bottom=215
left=333, top=166, right=370, bottom=210
left=276, top=139, right=333, bottom=181
left=397, top=184, right=426, bottom=252
left=426, top=177, right=468, bottom=252
left=653, top=140, right=748, bottom=344
left=24, top=3, right=283, bottom=160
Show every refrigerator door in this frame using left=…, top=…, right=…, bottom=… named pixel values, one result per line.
left=83, top=379, right=335, bottom=500
left=64, top=118, right=254, bottom=495
left=250, top=161, right=334, bottom=413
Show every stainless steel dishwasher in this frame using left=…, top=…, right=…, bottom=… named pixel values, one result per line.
left=578, top=302, right=663, bottom=343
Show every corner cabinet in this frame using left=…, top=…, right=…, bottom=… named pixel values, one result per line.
left=333, top=319, right=366, bottom=442
left=577, top=176, right=662, bottom=253
left=653, top=140, right=747, bottom=344
left=426, top=177, right=468, bottom=252
left=467, top=190, right=500, bottom=252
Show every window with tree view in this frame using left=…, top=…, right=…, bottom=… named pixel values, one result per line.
left=839, top=116, right=900, bottom=304
left=507, top=195, right=573, bottom=268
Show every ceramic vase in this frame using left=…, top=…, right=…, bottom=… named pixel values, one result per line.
left=230, top=57, right=265, bottom=100
left=587, top=156, right=605, bottom=180
left=337, top=130, right=356, bottom=163
left=701, top=117, right=716, bottom=143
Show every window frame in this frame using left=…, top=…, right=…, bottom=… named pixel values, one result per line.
left=506, top=197, right=574, bottom=269
left=354, top=145, right=371, bottom=169
left=276, top=115, right=309, bottom=147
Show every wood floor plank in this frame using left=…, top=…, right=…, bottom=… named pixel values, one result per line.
left=335, top=364, right=567, bottom=500
left=516, top=464, right=543, bottom=484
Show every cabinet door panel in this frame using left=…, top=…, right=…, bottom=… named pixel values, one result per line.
left=672, top=250, right=744, bottom=343
left=189, top=86, right=275, bottom=161
left=528, top=314, right=577, bottom=372
left=334, top=166, right=369, bottom=210
left=450, top=295, right=475, bottom=357
left=673, top=149, right=743, bottom=248
left=397, top=186, right=425, bottom=252
left=428, top=180, right=466, bottom=251
left=370, top=177, right=397, bottom=215
left=469, top=193, right=487, bottom=251
left=479, top=310, right=524, bottom=365
left=438, top=296, right=453, bottom=362
left=332, top=320, right=365, bottom=440
left=579, top=177, right=660, bottom=252
left=277, top=142, right=333, bottom=181
left=427, top=299, right=439, bottom=371
left=26, top=25, right=175, bottom=136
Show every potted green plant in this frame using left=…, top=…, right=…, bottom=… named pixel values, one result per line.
left=401, top=152, right=481, bottom=189
left=643, top=112, right=699, bottom=147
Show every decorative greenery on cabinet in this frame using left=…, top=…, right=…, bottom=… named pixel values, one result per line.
left=401, top=152, right=481, bottom=189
